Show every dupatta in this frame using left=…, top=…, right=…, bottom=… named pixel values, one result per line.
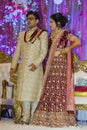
left=42, top=30, right=75, bottom=113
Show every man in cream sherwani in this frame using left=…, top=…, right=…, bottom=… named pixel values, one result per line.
left=10, top=11, right=48, bottom=124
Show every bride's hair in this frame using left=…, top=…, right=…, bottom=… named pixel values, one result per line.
left=50, top=13, right=68, bottom=27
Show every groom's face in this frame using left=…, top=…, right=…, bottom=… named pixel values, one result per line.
left=27, top=14, right=39, bottom=28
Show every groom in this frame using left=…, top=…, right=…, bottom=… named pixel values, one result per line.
left=10, top=11, right=48, bottom=124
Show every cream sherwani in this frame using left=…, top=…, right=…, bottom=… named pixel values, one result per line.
left=11, top=27, right=48, bottom=102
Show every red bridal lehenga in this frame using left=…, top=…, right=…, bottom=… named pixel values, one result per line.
left=30, top=30, right=76, bottom=127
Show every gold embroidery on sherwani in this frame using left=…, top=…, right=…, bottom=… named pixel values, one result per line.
left=11, top=28, right=48, bottom=102
left=24, top=27, right=45, bottom=44
left=30, top=29, right=45, bottom=43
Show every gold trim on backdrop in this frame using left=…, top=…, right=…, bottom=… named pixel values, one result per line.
left=0, top=51, right=12, bottom=63
left=75, top=104, right=87, bottom=110
left=74, top=92, right=87, bottom=96
left=72, top=53, right=87, bottom=72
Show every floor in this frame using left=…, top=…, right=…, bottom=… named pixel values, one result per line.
left=0, top=119, right=87, bottom=130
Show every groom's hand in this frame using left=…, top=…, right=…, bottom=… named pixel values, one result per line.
left=10, top=68, right=16, bottom=77
left=28, top=63, right=36, bottom=71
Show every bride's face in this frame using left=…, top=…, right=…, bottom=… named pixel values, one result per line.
left=50, top=18, right=57, bottom=31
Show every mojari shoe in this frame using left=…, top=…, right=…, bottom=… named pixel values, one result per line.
left=19, top=120, right=30, bottom=125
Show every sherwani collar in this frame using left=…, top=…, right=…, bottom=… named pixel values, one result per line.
left=28, top=26, right=38, bottom=32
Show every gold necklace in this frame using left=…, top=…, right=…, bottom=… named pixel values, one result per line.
left=50, top=29, right=62, bottom=40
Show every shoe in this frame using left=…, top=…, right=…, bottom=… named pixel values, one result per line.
left=19, top=120, right=30, bottom=125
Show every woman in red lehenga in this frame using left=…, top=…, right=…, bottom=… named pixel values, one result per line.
left=30, top=13, right=81, bottom=127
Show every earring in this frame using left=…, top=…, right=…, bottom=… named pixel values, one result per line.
left=57, top=22, right=61, bottom=29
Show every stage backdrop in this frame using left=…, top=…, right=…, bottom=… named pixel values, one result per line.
left=0, top=0, right=87, bottom=60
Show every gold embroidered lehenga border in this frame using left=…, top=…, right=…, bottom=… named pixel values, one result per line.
left=31, top=111, right=76, bottom=127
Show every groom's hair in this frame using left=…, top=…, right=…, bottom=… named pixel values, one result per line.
left=26, top=10, right=40, bottom=20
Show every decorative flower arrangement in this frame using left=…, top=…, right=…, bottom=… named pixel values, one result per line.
left=0, top=0, right=85, bottom=61
left=0, top=0, right=39, bottom=55
left=4, top=0, right=38, bottom=23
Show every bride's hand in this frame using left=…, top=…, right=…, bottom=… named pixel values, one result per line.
left=54, top=47, right=71, bottom=56
left=60, top=47, right=70, bottom=54
left=54, top=51, right=60, bottom=56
